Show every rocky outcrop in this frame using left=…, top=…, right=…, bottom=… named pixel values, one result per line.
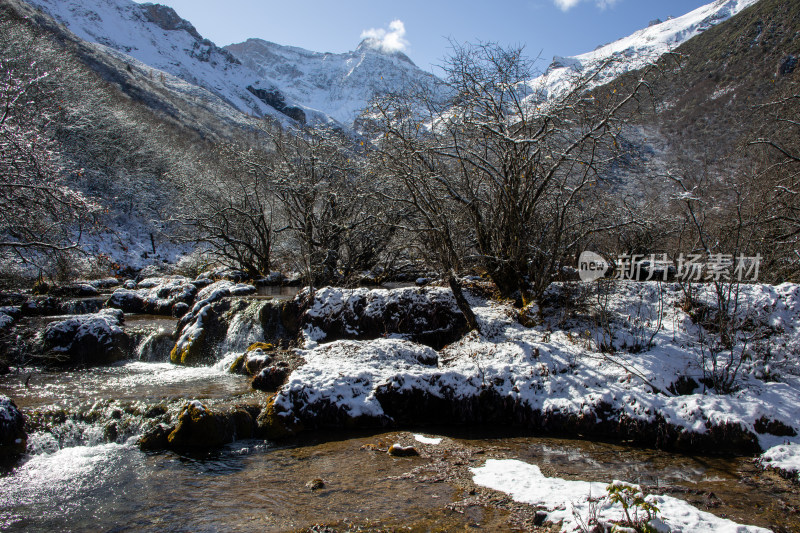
left=39, top=308, right=129, bottom=366
left=0, top=396, right=27, bottom=457
left=246, top=85, right=306, bottom=124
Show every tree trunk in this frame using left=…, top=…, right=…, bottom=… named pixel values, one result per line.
left=448, top=274, right=479, bottom=333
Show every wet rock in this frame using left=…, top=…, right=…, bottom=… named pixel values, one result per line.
left=251, top=365, right=289, bottom=391
left=299, top=286, right=468, bottom=349
left=139, top=423, right=173, bottom=451
left=172, top=295, right=295, bottom=367
left=166, top=401, right=256, bottom=449
left=39, top=308, right=129, bottom=366
left=256, top=396, right=303, bottom=440
left=388, top=444, right=419, bottom=457
left=306, top=478, right=325, bottom=490
left=107, top=276, right=197, bottom=316
left=144, top=405, right=168, bottom=418
left=0, top=396, right=27, bottom=457
left=229, top=343, right=274, bottom=375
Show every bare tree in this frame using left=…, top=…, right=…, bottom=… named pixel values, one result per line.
left=268, top=126, right=391, bottom=287
left=0, top=57, right=98, bottom=265
left=372, top=42, right=655, bottom=310
left=173, top=142, right=276, bottom=278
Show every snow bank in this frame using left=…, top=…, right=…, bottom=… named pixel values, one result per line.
left=272, top=282, right=800, bottom=453
left=471, top=458, right=770, bottom=532
left=759, top=443, right=800, bottom=482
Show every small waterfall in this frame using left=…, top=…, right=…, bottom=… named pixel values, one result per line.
left=135, top=330, right=176, bottom=362
left=216, top=300, right=270, bottom=360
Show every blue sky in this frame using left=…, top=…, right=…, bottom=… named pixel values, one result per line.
left=133, top=0, right=716, bottom=73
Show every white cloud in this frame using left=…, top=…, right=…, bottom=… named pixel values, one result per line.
left=360, top=19, right=409, bottom=53
left=554, top=0, right=620, bottom=11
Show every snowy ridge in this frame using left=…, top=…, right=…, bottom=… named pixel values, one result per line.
left=22, top=0, right=438, bottom=127
left=528, top=0, right=760, bottom=101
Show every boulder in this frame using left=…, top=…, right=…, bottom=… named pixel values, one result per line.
left=40, top=308, right=129, bottom=366
left=299, top=286, right=468, bottom=349
left=0, top=396, right=27, bottom=457
left=251, top=364, right=290, bottom=391
left=106, top=276, right=197, bottom=316
left=166, top=401, right=255, bottom=449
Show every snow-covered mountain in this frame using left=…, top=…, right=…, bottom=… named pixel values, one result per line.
left=22, top=0, right=306, bottom=122
left=225, top=38, right=441, bottom=127
left=22, top=0, right=439, bottom=128
left=530, top=0, right=760, bottom=100
left=22, top=0, right=761, bottom=130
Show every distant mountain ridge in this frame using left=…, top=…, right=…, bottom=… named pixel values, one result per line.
left=21, top=0, right=763, bottom=130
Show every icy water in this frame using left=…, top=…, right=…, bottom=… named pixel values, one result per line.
left=1, top=363, right=798, bottom=531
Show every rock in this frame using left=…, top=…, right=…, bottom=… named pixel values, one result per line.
left=107, top=276, right=197, bottom=316
left=50, top=284, right=99, bottom=297
left=779, top=55, right=797, bottom=76
left=251, top=365, right=289, bottom=391
left=139, top=423, right=173, bottom=451
left=299, top=286, right=468, bottom=350
left=19, top=296, right=104, bottom=317
left=256, top=396, right=303, bottom=440
left=21, top=296, right=62, bottom=316
left=40, top=308, right=130, bottom=366
left=305, top=478, right=325, bottom=490
left=171, top=295, right=290, bottom=367
left=171, top=302, right=190, bottom=317
left=144, top=404, right=168, bottom=418
left=387, top=444, right=419, bottom=457
left=0, top=396, right=27, bottom=457
left=165, top=401, right=256, bottom=449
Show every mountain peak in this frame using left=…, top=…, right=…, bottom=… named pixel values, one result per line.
left=356, top=38, right=415, bottom=65
left=139, top=3, right=201, bottom=41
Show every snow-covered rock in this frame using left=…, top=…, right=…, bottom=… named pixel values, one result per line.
left=106, top=276, right=197, bottom=316
left=0, top=396, right=27, bottom=457
left=300, top=286, right=467, bottom=349
left=271, top=282, right=800, bottom=454
left=40, top=308, right=128, bottom=366
left=759, top=443, right=800, bottom=482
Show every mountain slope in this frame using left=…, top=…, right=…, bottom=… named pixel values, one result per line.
left=530, top=0, right=761, bottom=100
